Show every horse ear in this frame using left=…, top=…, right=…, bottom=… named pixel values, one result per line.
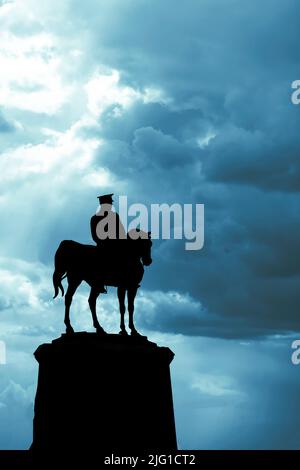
left=148, top=231, right=151, bottom=239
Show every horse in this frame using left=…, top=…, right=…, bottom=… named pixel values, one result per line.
left=52, top=230, right=152, bottom=336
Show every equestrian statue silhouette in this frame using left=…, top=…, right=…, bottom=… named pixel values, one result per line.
left=53, top=194, right=152, bottom=336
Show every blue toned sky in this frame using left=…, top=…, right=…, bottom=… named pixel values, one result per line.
left=0, top=0, right=300, bottom=449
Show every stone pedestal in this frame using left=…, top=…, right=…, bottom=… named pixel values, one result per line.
left=31, top=333, right=177, bottom=455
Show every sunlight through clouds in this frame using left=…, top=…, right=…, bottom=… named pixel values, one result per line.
left=0, top=31, right=71, bottom=114
left=85, top=69, right=168, bottom=118
left=191, top=374, right=243, bottom=398
left=85, top=69, right=140, bottom=117
left=0, top=0, right=300, bottom=451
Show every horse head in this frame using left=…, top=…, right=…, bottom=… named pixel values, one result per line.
left=136, top=231, right=152, bottom=266
left=127, top=229, right=152, bottom=266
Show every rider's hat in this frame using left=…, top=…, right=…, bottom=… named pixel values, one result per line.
left=98, top=193, right=114, bottom=204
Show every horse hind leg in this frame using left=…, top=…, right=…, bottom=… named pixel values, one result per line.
left=118, top=287, right=128, bottom=336
left=88, top=286, right=107, bottom=335
left=64, top=278, right=81, bottom=334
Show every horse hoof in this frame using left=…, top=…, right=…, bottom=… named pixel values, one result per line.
left=119, top=329, right=128, bottom=336
left=130, top=329, right=141, bottom=337
left=96, top=327, right=107, bottom=335
left=66, top=327, right=74, bottom=335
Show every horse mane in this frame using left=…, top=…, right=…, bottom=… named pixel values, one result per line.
left=127, top=229, right=151, bottom=240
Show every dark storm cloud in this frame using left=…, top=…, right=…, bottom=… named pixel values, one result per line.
left=77, top=0, right=300, bottom=191
left=139, top=184, right=300, bottom=337
left=71, top=0, right=300, bottom=338
left=170, top=335, right=300, bottom=449
left=2, top=0, right=300, bottom=376
left=98, top=101, right=212, bottom=144
left=98, top=125, right=198, bottom=175
left=1, top=0, right=300, bottom=452
left=71, top=0, right=300, bottom=108
left=203, top=101, right=300, bottom=191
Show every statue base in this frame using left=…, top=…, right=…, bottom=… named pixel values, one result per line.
left=31, top=332, right=177, bottom=455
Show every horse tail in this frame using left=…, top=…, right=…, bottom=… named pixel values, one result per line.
left=53, top=270, right=65, bottom=299
left=53, top=240, right=70, bottom=299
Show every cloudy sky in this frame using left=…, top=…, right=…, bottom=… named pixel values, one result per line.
left=0, top=0, right=300, bottom=450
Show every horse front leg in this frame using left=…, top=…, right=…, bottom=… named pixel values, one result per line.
left=88, top=286, right=107, bottom=335
left=118, top=287, right=127, bottom=335
left=127, top=287, right=140, bottom=336
left=64, top=278, right=81, bottom=334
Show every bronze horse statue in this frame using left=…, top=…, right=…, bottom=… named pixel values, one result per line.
left=53, top=230, right=152, bottom=335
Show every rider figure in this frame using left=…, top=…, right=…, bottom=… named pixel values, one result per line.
left=90, top=193, right=126, bottom=292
